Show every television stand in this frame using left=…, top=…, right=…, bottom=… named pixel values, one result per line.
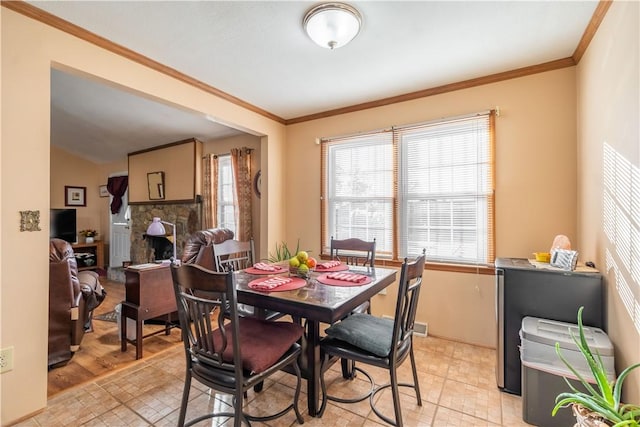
left=72, top=240, right=104, bottom=271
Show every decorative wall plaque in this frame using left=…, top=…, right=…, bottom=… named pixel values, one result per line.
left=20, top=210, right=41, bottom=232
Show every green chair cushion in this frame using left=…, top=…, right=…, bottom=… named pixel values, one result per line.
left=324, top=313, right=394, bottom=357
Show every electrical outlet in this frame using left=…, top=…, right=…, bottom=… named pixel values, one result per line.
left=0, top=347, right=14, bottom=373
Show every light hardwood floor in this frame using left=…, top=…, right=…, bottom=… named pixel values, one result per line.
left=47, top=278, right=182, bottom=397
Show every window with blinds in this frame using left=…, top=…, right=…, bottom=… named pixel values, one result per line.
left=321, top=111, right=495, bottom=265
left=217, top=155, right=236, bottom=233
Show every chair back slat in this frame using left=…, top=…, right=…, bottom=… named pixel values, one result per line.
left=213, top=239, right=255, bottom=272
left=171, top=263, right=241, bottom=373
left=330, top=237, right=376, bottom=266
left=391, top=249, right=426, bottom=357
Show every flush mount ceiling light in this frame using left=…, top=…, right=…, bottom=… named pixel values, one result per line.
left=303, top=2, right=362, bottom=50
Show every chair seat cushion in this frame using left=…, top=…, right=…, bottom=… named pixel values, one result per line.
left=324, top=313, right=393, bottom=357
left=212, top=318, right=303, bottom=374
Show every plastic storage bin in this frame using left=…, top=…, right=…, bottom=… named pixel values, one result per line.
left=520, top=316, right=614, bottom=427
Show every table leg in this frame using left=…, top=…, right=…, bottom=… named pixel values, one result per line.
left=306, top=320, right=321, bottom=416
left=135, top=319, right=143, bottom=359
left=120, top=311, right=127, bottom=352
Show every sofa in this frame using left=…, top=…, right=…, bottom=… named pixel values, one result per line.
left=48, top=238, right=106, bottom=368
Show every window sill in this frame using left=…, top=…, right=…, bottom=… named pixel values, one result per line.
left=319, top=254, right=495, bottom=275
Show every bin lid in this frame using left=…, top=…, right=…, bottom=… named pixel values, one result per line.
left=521, top=316, right=613, bottom=356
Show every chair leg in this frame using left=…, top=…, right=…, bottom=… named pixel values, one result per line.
left=177, top=372, right=192, bottom=427
left=389, top=366, right=403, bottom=427
left=233, top=392, right=250, bottom=427
left=409, top=344, right=422, bottom=406
left=341, top=358, right=356, bottom=379
left=291, top=358, right=305, bottom=424
left=318, top=354, right=330, bottom=416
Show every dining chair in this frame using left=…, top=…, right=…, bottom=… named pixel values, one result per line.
left=318, top=249, right=426, bottom=427
left=330, top=236, right=376, bottom=378
left=170, top=263, right=305, bottom=427
left=330, top=237, right=376, bottom=270
left=213, top=238, right=284, bottom=322
left=213, top=238, right=255, bottom=272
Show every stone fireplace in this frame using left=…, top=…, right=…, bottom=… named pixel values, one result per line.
left=129, top=202, right=201, bottom=264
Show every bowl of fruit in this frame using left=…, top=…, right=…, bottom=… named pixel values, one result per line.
left=289, top=251, right=317, bottom=278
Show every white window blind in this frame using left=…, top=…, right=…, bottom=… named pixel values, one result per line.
left=322, top=111, right=495, bottom=265
left=217, top=155, right=236, bottom=233
left=323, top=132, right=395, bottom=258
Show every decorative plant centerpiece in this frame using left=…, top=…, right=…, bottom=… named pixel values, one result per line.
left=267, top=240, right=300, bottom=263
left=553, top=307, right=640, bottom=427
left=266, top=240, right=315, bottom=278
left=79, top=229, right=98, bottom=243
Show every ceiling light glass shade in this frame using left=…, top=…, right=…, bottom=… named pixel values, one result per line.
left=304, top=3, right=362, bottom=49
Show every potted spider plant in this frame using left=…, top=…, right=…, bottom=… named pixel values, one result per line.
left=553, top=307, right=640, bottom=427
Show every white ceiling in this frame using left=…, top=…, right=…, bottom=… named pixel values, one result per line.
left=29, top=1, right=599, bottom=164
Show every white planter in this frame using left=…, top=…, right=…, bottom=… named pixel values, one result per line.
left=85, top=236, right=94, bottom=243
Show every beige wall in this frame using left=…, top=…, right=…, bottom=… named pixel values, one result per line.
left=50, top=146, right=110, bottom=242
left=286, top=67, right=578, bottom=346
left=0, top=9, right=286, bottom=425
left=576, top=0, right=639, bottom=403
left=128, top=139, right=200, bottom=203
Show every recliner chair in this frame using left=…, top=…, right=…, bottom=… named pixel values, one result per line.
left=180, top=228, right=235, bottom=268
left=48, top=238, right=106, bottom=368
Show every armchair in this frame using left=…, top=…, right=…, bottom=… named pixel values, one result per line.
left=48, top=238, right=106, bottom=368
left=180, top=228, right=235, bottom=268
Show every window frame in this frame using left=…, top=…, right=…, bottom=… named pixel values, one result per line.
left=321, top=111, right=496, bottom=271
left=217, top=154, right=236, bottom=233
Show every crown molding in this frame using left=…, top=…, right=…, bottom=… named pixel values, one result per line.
left=3, top=0, right=610, bottom=126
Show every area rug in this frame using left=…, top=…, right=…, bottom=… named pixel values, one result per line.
left=94, top=310, right=118, bottom=323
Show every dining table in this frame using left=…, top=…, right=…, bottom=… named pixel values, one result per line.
left=234, top=264, right=398, bottom=417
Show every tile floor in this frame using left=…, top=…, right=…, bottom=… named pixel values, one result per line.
left=15, top=336, right=536, bottom=426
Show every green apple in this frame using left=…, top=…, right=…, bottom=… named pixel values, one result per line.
left=289, top=257, right=300, bottom=268
left=297, top=263, right=309, bottom=276
left=296, top=251, right=309, bottom=263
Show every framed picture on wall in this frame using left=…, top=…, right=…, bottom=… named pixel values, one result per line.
left=99, top=185, right=109, bottom=197
left=65, top=186, right=86, bottom=207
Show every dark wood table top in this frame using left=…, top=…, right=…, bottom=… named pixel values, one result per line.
left=234, top=265, right=397, bottom=324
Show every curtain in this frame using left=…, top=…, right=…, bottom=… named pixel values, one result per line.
left=202, top=154, right=218, bottom=229
left=230, top=148, right=253, bottom=241
left=107, top=175, right=128, bottom=214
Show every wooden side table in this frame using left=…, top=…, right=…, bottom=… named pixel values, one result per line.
left=120, top=264, right=177, bottom=359
left=72, top=240, right=104, bottom=271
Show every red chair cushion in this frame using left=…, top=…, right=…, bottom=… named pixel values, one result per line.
left=211, top=318, right=303, bottom=373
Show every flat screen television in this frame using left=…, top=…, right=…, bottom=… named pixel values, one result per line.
left=50, top=208, right=77, bottom=243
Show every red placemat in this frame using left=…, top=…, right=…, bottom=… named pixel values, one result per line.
left=244, top=265, right=288, bottom=275
left=316, top=273, right=372, bottom=287
left=248, top=276, right=307, bottom=292
left=314, top=262, right=349, bottom=272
